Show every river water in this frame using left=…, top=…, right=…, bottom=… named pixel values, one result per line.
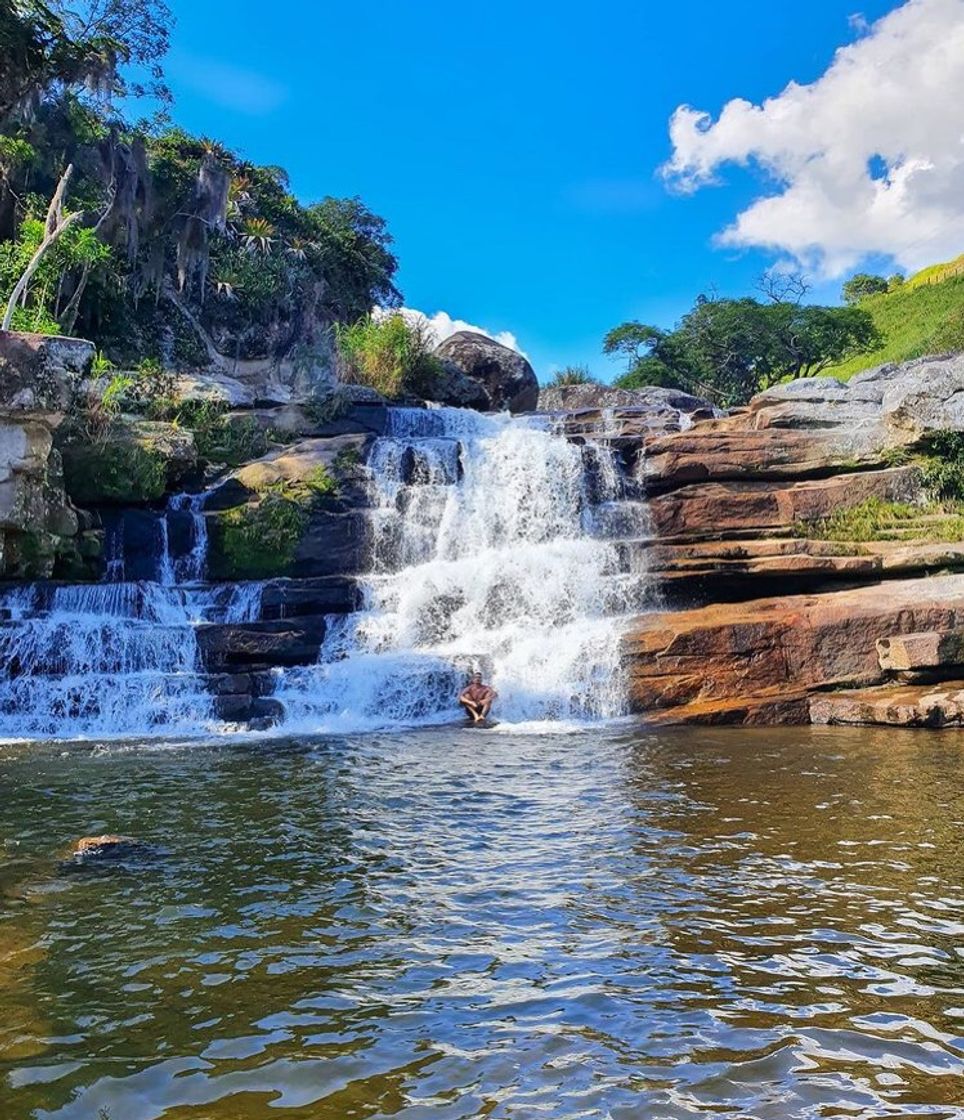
left=1, top=724, right=962, bottom=1119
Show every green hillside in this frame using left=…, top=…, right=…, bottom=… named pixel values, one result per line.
left=825, top=254, right=964, bottom=379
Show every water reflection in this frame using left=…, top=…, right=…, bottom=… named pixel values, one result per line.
left=0, top=726, right=962, bottom=1118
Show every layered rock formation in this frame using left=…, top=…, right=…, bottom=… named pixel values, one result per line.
left=606, top=356, right=964, bottom=726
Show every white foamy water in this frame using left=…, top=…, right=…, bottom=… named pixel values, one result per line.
left=275, top=407, right=649, bottom=732
left=0, top=582, right=215, bottom=739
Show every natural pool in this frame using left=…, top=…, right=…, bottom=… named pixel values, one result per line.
left=1, top=726, right=962, bottom=1119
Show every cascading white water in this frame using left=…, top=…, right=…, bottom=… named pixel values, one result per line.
left=0, top=581, right=215, bottom=739
left=0, top=494, right=264, bottom=740
left=167, top=492, right=208, bottom=585
left=274, top=407, right=650, bottom=732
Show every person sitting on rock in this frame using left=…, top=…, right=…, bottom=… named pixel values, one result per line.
left=459, top=673, right=498, bottom=723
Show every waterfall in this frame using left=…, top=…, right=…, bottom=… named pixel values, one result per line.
left=167, top=492, right=208, bottom=585
left=274, top=407, right=650, bottom=732
left=0, top=581, right=215, bottom=740
left=0, top=492, right=263, bottom=741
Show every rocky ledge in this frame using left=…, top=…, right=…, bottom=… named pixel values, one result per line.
left=594, top=353, right=964, bottom=727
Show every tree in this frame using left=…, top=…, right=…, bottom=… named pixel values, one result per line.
left=602, top=292, right=883, bottom=407
left=2, top=163, right=83, bottom=330
left=842, top=272, right=888, bottom=304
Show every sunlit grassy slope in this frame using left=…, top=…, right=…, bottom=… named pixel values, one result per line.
left=824, top=253, right=964, bottom=380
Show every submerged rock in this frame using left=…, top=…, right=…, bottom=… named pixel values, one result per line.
left=62, top=834, right=147, bottom=869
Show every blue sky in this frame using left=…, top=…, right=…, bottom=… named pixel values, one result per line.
left=160, top=0, right=914, bottom=381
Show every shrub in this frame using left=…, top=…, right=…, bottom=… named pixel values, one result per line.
left=63, top=440, right=168, bottom=504
left=215, top=490, right=306, bottom=579
left=335, top=313, right=442, bottom=399
left=922, top=431, right=964, bottom=501
left=548, top=365, right=599, bottom=388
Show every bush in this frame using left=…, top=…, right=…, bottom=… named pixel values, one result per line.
left=548, top=365, right=599, bottom=388
left=335, top=313, right=442, bottom=399
left=215, top=490, right=306, bottom=579
left=922, top=431, right=964, bottom=501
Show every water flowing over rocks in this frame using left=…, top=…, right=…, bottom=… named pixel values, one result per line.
left=11, top=323, right=964, bottom=734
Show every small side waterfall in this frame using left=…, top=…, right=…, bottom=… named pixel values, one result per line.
left=0, top=581, right=215, bottom=739
left=274, top=407, right=650, bottom=732
left=0, top=497, right=263, bottom=741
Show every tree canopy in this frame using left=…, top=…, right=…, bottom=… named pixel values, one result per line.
left=842, top=273, right=889, bottom=305
left=0, top=0, right=400, bottom=366
left=607, top=290, right=882, bottom=406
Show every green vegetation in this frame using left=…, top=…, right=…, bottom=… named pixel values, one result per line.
left=842, top=273, right=889, bottom=304
left=547, top=365, right=599, bottom=388
left=798, top=496, right=964, bottom=544
left=0, top=1, right=400, bottom=371
left=823, top=263, right=964, bottom=380
left=62, top=438, right=167, bottom=504
left=335, top=313, right=441, bottom=399
left=605, top=281, right=880, bottom=406
left=215, top=491, right=306, bottom=579
left=171, top=400, right=267, bottom=466
left=921, top=431, right=964, bottom=503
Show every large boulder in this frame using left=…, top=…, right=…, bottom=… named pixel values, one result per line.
left=433, top=332, right=538, bottom=413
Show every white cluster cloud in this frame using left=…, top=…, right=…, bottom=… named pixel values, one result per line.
left=663, top=0, right=964, bottom=276
left=380, top=307, right=526, bottom=356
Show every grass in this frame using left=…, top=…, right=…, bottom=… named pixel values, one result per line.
left=336, top=313, right=442, bottom=399
left=824, top=262, right=964, bottom=380
left=797, top=497, right=964, bottom=543
left=547, top=365, right=599, bottom=388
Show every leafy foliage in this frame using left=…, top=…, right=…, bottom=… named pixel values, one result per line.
left=215, top=492, right=306, bottom=579
left=922, top=431, right=964, bottom=503
left=842, top=273, right=888, bottom=304
left=0, top=2, right=400, bottom=368
left=606, top=292, right=880, bottom=406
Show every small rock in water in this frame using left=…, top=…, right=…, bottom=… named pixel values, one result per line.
left=61, top=834, right=147, bottom=870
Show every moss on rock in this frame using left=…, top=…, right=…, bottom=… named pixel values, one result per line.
left=63, top=439, right=168, bottom=504
left=212, top=490, right=307, bottom=580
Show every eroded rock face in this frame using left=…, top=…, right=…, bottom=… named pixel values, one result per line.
left=433, top=332, right=538, bottom=413
left=0, top=332, right=92, bottom=576
left=539, top=383, right=712, bottom=415
left=648, top=466, right=922, bottom=540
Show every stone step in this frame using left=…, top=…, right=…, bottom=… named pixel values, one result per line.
left=876, top=630, right=964, bottom=672
left=810, top=682, right=964, bottom=727
left=196, top=616, right=327, bottom=670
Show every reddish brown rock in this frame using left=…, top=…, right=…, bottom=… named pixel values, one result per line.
left=642, top=427, right=889, bottom=489
left=624, top=573, right=964, bottom=722
left=810, top=682, right=964, bottom=727
left=646, top=538, right=964, bottom=591
left=647, top=467, right=922, bottom=540
left=876, top=630, right=964, bottom=672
